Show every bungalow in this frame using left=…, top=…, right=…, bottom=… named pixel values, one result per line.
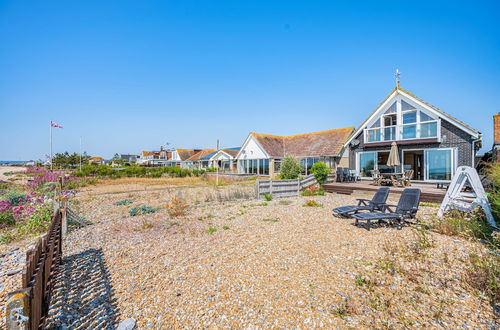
left=137, top=147, right=171, bottom=166
left=184, top=149, right=216, bottom=169
left=235, top=127, right=354, bottom=177
left=209, top=147, right=241, bottom=172
left=344, top=83, right=482, bottom=182
left=169, top=149, right=200, bottom=167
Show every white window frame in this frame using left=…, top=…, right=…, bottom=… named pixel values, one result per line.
left=401, top=147, right=457, bottom=182
left=364, top=98, right=441, bottom=143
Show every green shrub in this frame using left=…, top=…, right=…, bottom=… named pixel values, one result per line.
left=17, top=205, right=53, bottom=234
left=114, top=199, right=134, bottom=206
left=303, top=200, right=323, bottom=207
left=263, top=193, right=273, bottom=201
left=310, top=162, right=330, bottom=184
left=207, top=225, right=217, bottom=234
left=280, top=155, right=302, bottom=180
left=3, top=191, right=27, bottom=206
left=129, top=205, right=157, bottom=216
left=301, top=186, right=325, bottom=196
left=466, top=251, right=500, bottom=304
left=0, top=212, right=15, bottom=226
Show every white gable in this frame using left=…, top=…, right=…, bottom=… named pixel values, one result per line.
left=236, top=135, right=269, bottom=160
left=170, top=151, right=181, bottom=161
left=345, top=88, right=480, bottom=146
left=210, top=150, right=233, bottom=161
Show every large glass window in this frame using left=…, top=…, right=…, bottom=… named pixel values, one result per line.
left=403, top=111, right=417, bottom=124
left=274, top=159, right=282, bottom=173
left=383, top=126, right=396, bottom=141
left=425, top=149, right=452, bottom=180
left=402, top=125, right=417, bottom=139
left=367, top=129, right=381, bottom=142
left=359, top=152, right=376, bottom=177
left=421, top=122, right=438, bottom=138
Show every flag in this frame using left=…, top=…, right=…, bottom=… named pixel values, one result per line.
left=50, top=121, right=63, bottom=128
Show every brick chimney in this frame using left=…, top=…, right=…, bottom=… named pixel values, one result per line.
left=494, top=114, right=500, bottom=162
left=495, top=113, right=500, bottom=145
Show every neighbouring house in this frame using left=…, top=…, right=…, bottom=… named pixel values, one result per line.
left=208, top=147, right=241, bottom=172
left=235, top=128, right=354, bottom=177
left=169, top=149, right=200, bottom=167
left=184, top=149, right=216, bottom=169
left=137, top=147, right=172, bottom=166
left=88, top=156, right=105, bottom=165
left=120, top=154, right=139, bottom=163
left=344, top=83, right=482, bottom=182
left=493, top=113, right=500, bottom=163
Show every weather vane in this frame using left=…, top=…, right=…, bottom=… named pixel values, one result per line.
left=395, top=69, right=401, bottom=87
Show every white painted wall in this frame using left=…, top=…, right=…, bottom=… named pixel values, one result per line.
left=237, top=136, right=269, bottom=160
left=211, top=151, right=232, bottom=161
left=170, top=151, right=181, bottom=161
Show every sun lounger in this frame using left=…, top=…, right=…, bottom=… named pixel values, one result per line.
left=351, top=188, right=421, bottom=230
left=332, top=187, right=390, bottom=218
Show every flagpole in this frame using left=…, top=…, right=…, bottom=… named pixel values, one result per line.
left=216, top=139, right=220, bottom=186
left=50, top=121, right=53, bottom=170
left=79, top=136, right=82, bottom=172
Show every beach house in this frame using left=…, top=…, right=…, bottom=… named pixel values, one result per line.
left=344, top=83, right=482, bottom=182
left=235, top=128, right=354, bottom=177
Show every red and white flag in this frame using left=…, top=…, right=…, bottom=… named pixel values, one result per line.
left=50, top=121, right=63, bottom=128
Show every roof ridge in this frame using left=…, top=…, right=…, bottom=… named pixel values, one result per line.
left=252, top=126, right=355, bottom=139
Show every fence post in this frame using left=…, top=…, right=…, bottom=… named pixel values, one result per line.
left=297, top=179, right=300, bottom=196
left=269, top=180, right=273, bottom=197
left=255, top=180, right=260, bottom=199
left=5, top=289, right=30, bottom=330
left=61, top=199, right=68, bottom=237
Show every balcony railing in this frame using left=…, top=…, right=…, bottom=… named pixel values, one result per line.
left=365, top=120, right=438, bottom=143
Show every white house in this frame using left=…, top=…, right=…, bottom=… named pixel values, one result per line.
left=235, top=127, right=354, bottom=177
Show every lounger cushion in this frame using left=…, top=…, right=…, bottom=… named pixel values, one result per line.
left=352, top=212, right=400, bottom=220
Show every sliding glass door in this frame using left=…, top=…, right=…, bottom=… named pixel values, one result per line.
left=425, top=149, right=453, bottom=181
left=359, top=152, right=376, bottom=177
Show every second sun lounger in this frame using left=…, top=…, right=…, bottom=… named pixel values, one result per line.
left=351, top=188, right=421, bottom=230
left=332, top=187, right=390, bottom=218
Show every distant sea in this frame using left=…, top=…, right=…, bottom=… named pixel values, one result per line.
left=0, top=160, right=28, bottom=165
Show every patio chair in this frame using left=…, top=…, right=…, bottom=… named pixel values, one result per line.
left=343, top=167, right=351, bottom=182
left=332, top=187, right=390, bottom=218
left=371, top=169, right=381, bottom=185
left=351, top=188, right=421, bottom=230
left=336, top=167, right=344, bottom=182
left=350, top=170, right=360, bottom=182
left=403, top=170, right=414, bottom=187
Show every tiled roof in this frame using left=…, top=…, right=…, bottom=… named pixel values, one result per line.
left=221, top=148, right=240, bottom=158
left=176, top=149, right=198, bottom=161
left=186, top=149, right=216, bottom=161
left=251, top=127, right=354, bottom=158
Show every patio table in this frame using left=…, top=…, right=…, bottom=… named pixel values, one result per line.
left=378, top=172, right=405, bottom=187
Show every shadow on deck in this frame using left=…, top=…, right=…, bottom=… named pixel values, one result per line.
left=45, top=248, right=119, bottom=329
left=323, top=181, right=446, bottom=203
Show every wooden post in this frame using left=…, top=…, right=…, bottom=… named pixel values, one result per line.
left=61, top=199, right=68, bottom=237
left=5, top=289, right=30, bottom=330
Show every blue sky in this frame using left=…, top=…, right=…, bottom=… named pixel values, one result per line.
left=1, top=0, right=499, bottom=160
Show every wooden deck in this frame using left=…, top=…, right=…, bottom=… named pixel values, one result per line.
left=322, top=181, right=446, bottom=203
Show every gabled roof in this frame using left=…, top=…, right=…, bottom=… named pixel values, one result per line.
left=347, top=85, right=481, bottom=145
left=186, top=149, right=216, bottom=161
left=243, top=127, right=354, bottom=158
left=209, top=148, right=241, bottom=160
left=176, top=149, right=198, bottom=161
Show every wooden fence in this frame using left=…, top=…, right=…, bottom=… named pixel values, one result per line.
left=255, top=174, right=317, bottom=199
left=7, top=208, right=63, bottom=329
